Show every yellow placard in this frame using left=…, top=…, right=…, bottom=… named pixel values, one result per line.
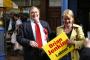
left=42, top=32, right=74, bottom=60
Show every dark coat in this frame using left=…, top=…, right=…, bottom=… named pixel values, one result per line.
left=17, top=20, right=51, bottom=60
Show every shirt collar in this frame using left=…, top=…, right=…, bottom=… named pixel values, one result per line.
left=30, top=18, right=40, bottom=23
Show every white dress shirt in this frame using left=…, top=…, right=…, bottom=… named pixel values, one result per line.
left=30, top=19, right=47, bottom=46
left=8, top=19, right=12, bottom=31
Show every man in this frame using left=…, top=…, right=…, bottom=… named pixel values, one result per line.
left=17, top=6, right=51, bottom=60
left=80, top=38, right=90, bottom=60
left=5, top=13, right=16, bottom=40
left=5, top=12, right=15, bottom=32
left=11, top=14, right=22, bottom=51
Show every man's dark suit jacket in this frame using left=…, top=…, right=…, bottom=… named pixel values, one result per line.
left=17, top=20, right=51, bottom=60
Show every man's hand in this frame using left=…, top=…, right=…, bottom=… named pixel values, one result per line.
left=29, top=41, right=38, bottom=47
left=84, top=38, right=90, bottom=48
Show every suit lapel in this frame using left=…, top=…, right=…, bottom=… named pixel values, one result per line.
left=40, top=20, right=44, bottom=28
left=26, top=20, right=35, bottom=40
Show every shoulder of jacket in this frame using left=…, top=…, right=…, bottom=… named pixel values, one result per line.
left=57, top=25, right=64, bottom=28
left=57, top=25, right=64, bottom=29
left=73, top=24, right=81, bottom=28
left=40, top=20, right=47, bottom=23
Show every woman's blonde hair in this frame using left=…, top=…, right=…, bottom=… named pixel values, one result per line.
left=62, top=9, right=74, bottom=17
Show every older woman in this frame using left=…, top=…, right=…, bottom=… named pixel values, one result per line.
left=56, top=9, right=85, bottom=60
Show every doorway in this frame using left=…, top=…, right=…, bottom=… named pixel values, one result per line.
left=77, top=0, right=90, bottom=37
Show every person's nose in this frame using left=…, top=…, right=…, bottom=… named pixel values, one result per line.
left=67, top=19, right=71, bottom=22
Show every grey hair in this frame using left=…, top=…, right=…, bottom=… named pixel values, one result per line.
left=29, top=6, right=40, bottom=13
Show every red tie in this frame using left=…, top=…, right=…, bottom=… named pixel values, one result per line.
left=35, top=22, right=42, bottom=48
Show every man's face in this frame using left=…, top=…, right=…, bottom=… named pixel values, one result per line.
left=30, top=7, right=40, bottom=21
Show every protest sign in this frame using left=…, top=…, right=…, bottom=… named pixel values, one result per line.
left=42, top=32, right=74, bottom=60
